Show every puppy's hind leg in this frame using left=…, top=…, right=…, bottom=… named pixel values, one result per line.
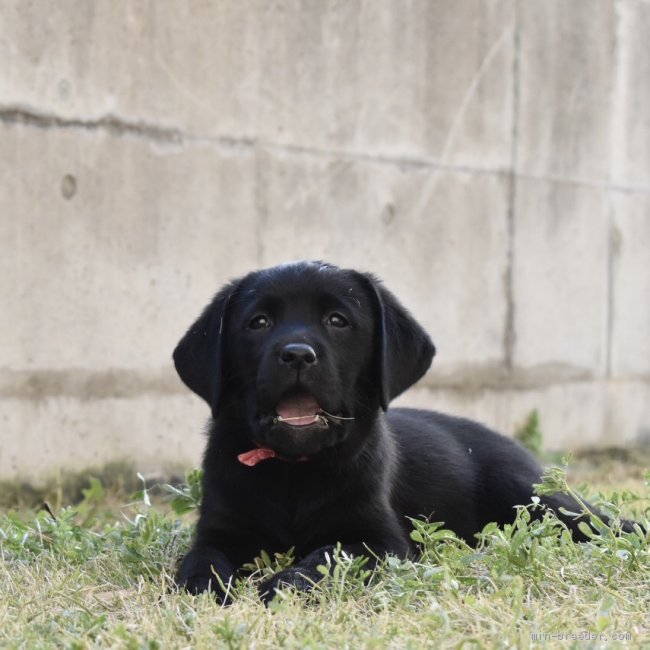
left=538, top=492, right=639, bottom=541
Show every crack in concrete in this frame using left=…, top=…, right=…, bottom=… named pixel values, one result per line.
left=4, top=104, right=650, bottom=197
left=516, top=171, right=650, bottom=197
left=410, top=23, right=515, bottom=219
left=0, top=105, right=186, bottom=145
left=0, top=104, right=511, bottom=177
left=503, top=2, right=521, bottom=373
left=606, top=213, right=623, bottom=380
left=0, top=104, right=261, bottom=153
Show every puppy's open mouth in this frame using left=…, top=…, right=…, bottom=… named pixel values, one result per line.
left=238, top=393, right=356, bottom=467
left=273, top=392, right=326, bottom=428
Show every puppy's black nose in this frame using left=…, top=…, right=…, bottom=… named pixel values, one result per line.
left=280, top=343, right=317, bottom=367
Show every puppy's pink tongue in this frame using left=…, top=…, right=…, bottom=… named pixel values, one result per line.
left=275, top=394, right=320, bottom=426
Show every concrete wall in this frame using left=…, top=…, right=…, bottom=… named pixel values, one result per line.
left=1, top=1, right=649, bottom=482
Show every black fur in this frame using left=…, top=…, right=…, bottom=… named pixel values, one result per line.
left=173, top=261, right=633, bottom=603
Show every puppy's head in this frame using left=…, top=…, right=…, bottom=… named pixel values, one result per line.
left=173, top=261, right=435, bottom=460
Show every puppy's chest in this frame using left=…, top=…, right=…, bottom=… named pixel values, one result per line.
left=227, top=467, right=339, bottom=547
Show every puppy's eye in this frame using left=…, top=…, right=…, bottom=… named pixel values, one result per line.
left=248, top=314, right=270, bottom=330
left=327, top=313, right=349, bottom=328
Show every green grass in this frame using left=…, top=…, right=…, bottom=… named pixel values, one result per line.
left=1, top=462, right=648, bottom=649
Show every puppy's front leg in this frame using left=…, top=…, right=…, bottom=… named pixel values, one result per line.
left=177, top=545, right=238, bottom=602
left=259, top=539, right=410, bottom=604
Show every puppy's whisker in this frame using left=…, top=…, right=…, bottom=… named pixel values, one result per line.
left=319, top=410, right=355, bottom=421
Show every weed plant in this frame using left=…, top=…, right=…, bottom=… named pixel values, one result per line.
left=1, top=465, right=648, bottom=648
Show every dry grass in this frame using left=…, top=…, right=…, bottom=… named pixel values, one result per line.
left=0, top=452, right=648, bottom=649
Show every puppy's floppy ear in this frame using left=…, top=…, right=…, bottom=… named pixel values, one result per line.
left=173, top=283, right=237, bottom=418
left=362, top=274, right=436, bottom=410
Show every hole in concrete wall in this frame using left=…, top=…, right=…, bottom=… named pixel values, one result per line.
left=61, top=174, right=77, bottom=200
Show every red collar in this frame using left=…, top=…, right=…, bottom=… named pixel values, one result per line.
left=237, top=447, right=309, bottom=466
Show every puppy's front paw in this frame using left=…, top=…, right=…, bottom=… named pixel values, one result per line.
left=179, top=571, right=233, bottom=604
left=177, top=548, right=237, bottom=604
left=258, top=567, right=316, bottom=605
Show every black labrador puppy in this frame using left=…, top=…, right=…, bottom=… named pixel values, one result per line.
left=173, top=261, right=629, bottom=602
